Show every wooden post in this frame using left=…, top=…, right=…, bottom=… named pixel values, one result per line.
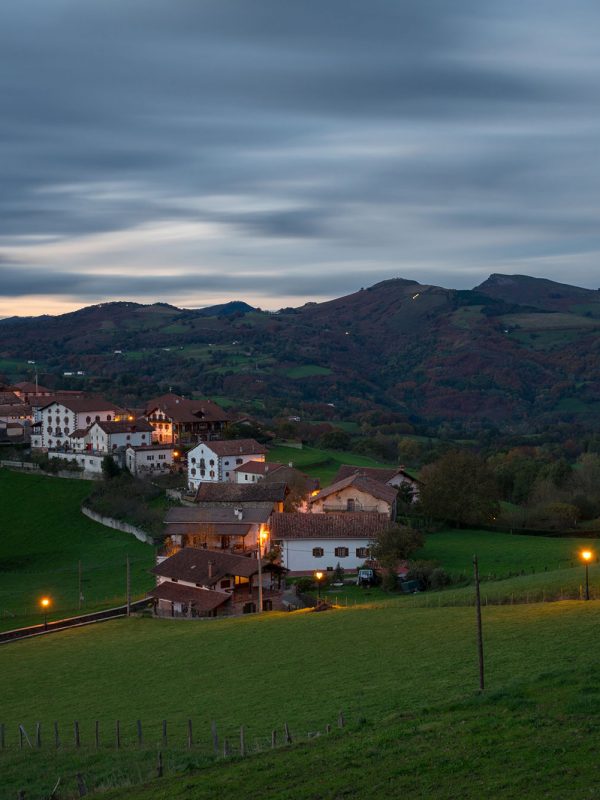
left=162, top=719, right=167, bottom=747
left=137, top=719, right=143, bottom=746
left=338, top=711, right=345, bottom=728
left=35, top=723, right=41, bottom=748
left=126, top=556, right=131, bottom=617
left=271, top=730, right=277, bottom=748
left=240, top=726, right=245, bottom=756
left=157, top=750, right=163, bottom=778
left=95, top=721, right=99, bottom=749
left=54, top=721, right=60, bottom=749
left=211, top=720, right=219, bottom=754
left=74, top=720, right=80, bottom=748
left=284, top=722, right=292, bottom=744
left=187, top=719, right=193, bottom=749
left=115, top=720, right=120, bottom=750
left=76, top=773, right=88, bottom=797
left=473, top=555, right=485, bottom=692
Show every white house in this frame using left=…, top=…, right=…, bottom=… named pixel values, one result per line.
left=126, top=444, right=174, bottom=476
left=34, top=396, right=123, bottom=450
left=271, top=511, right=390, bottom=574
left=187, top=439, right=267, bottom=490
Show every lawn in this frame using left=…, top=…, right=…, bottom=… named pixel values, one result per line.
left=417, top=529, right=598, bottom=579
left=266, top=444, right=394, bottom=485
left=0, top=470, right=154, bottom=630
left=1, top=601, right=600, bottom=798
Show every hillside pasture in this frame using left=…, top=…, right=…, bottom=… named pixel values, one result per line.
left=0, top=470, right=154, bottom=630
left=1, top=602, right=600, bottom=798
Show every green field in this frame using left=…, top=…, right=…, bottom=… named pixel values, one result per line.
left=266, top=444, right=394, bottom=485
left=417, top=529, right=597, bottom=579
left=0, top=470, right=154, bottom=630
left=1, top=601, right=600, bottom=798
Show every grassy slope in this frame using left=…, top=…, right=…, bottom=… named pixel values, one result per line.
left=2, top=602, right=600, bottom=797
left=0, top=470, right=154, bottom=629
left=417, top=529, right=597, bottom=578
left=266, top=444, right=394, bottom=485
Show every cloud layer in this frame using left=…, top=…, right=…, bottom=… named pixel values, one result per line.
left=2, top=0, right=600, bottom=314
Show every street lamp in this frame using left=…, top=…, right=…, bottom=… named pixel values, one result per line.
left=314, top=571, right=324, bottom=600
left=40, top=597, right=51, bottom=630
left=581, top=550, right=593, bottom=601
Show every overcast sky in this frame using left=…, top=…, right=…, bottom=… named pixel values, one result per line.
left=2, top=0, right=600, bottom=316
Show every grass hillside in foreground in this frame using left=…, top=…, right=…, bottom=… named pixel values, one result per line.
left=106, top=666, right=600, bottom=800
left=0, top=470, right=154, bottom=630
left=1, top=601, right=600, bottom=797
left=266, top=444, right=394, bottom=485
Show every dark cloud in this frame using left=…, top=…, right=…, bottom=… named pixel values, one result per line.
left=1, top=0, right=600, bottom=311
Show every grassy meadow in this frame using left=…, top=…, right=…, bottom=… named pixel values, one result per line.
left=0, top=470, right=154, bottom=630
left=1, top=601, right=600, bottom=798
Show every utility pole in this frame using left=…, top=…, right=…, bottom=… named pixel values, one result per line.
left=126, top=555, right=131, bottom=617
left=78, top=560, right=82, bottom=611
left=473, top=554, right=484, bottom=692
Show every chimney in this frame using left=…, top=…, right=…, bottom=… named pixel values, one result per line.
left=207, top=560, right=214, bottom=579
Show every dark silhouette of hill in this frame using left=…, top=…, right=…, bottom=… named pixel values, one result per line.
left=1, top=276, right=599, bottom=431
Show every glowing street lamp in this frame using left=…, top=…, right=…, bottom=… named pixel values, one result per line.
left=40, top=596, right=51, bottom=630
left=581, top=551, right=593, bottom=601
left=314, top=571, right=324, bottom=600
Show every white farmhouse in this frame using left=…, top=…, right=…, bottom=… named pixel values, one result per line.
left=271, top=511, right=390, bottom=575
left=187, top=439, right=266, bottom=490
left=126, top=444, right=174, bottom=476
left=35, top=396, right=122, bottom=450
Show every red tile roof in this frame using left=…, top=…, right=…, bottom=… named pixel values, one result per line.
left=310, top=474, right=398, bottom=505
left=147, top=581, right=231, bottom=611
left=271, top=511, right=390, bottom=540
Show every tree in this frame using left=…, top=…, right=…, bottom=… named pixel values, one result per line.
left=418, top=451, right=500, bottom=526
left=370, top=523, right=424, bottom=571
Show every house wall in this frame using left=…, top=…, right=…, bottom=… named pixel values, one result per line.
left=311, top=486, right=393, bottom=517
left=187, top=443, right=265, bottom=489
left=278, top=537, right=371, bottom=573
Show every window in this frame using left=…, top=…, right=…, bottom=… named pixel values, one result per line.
left=356, top=547, right=370, bottom=559
left=312, top=547, right=324, bottom=558
left=334, top=547, right=349, bottom=558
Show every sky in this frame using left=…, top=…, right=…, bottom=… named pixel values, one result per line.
left=2, top=0, right=600, bottom=317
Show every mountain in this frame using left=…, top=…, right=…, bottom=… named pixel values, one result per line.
left=1, top=275, right=600, bottom=433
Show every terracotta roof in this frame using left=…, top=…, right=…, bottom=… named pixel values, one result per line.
left=271, top=512, right=390, bottom=540
left=39, top=396, right=122, bottom=414
left=164, top=522, right=252, bottom=538
left=147, top=581, right=231, bottom=611
left=332, top=464, right=419, bottom=485
left=152, top=548, right=280, bottom=585
left=195, top=439, right=267, bottom=457
left=194, top=481, right=288, bottom=504
left=145, top=393, right=230, bottom=424
left=311, top=474, right=398, bottom=505
left=92, top=419, right=153, bottom=435
left=165, top=503, right=273, bottom=525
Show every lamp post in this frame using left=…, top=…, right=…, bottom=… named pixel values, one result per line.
left=581, top=550, right=593, bottom=601
left=40, top=597, right=51, bottom=630
left=314, top=571, right=323, bottom=600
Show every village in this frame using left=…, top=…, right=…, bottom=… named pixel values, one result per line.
left=0, top=380, right=420, bottom=620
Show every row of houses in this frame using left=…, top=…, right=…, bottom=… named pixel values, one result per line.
left=149, top=463, right=420, bottom=618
